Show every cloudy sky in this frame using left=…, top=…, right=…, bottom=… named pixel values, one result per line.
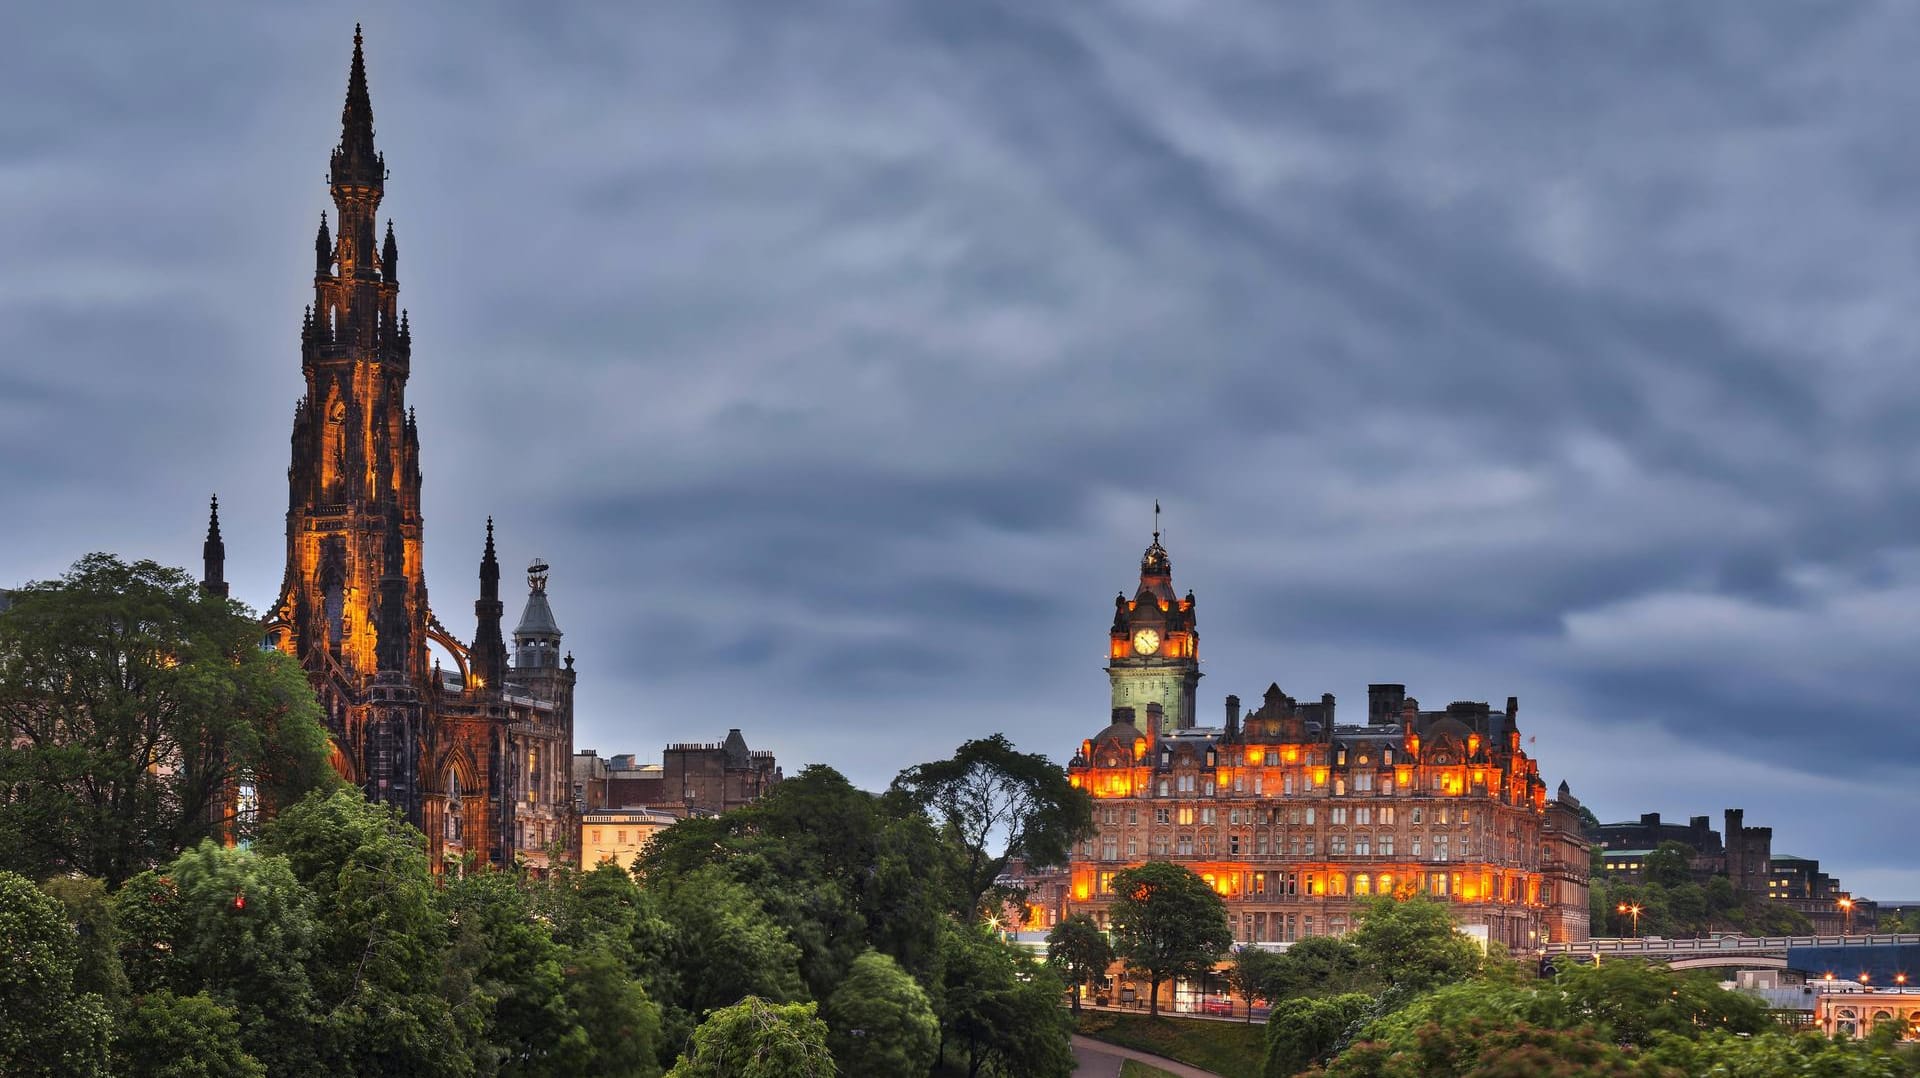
left=5, top=4, right=1919, bottom=899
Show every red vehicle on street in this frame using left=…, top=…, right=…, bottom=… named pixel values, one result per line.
left=1200, top=997, right=1234, bottom=1017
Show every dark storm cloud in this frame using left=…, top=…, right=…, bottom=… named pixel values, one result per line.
left=6, top=2, right=1920, bottom=896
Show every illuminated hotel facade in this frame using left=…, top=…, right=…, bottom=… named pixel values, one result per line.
left=1065, top=530, right=1590, bottom=952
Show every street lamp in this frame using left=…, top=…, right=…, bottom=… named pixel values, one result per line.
left=1838, top=897, right=1854, bottom=936
left=1617, top=903, right=1642, bottom=938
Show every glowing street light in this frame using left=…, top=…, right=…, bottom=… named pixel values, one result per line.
left=1617, top=902, right=1643, bottom=937
left=1838, top=897, right=1855, bottom=936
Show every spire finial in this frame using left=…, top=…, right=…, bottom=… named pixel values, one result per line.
left=484, top=516, right=496, bottom=557
left=1153, top=499, right=1161, bottom=544
left=332, top=25, right=382, bottom=187
left=202, top=494, right=229, bottom=598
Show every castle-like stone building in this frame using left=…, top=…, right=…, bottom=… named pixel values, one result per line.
left=1066, top=527, right=1589, bottom=965
left=204, top=30, right=575, bottom=870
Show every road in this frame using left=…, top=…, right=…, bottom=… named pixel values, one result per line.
left=1070, top=1034, right=1229, bottom=1078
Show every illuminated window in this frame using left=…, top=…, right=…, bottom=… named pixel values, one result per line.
left=1380, top=807, right=1396, bottom=825
left=1355, top=874, right=1372, bottom=896
left=1177, top=807, right=1195, bottom=826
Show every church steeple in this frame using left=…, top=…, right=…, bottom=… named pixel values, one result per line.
left=470, top=518, right=508, bottom=691
left=201, top=495, right=228, bottom=598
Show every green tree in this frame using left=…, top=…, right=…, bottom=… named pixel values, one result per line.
left=1643, top=1027, right=1920, bottom=1076
left=115, top=990, right=266, bottom=1078
left=164, top=841, right=324, bottom=1077
left=1107, top=861, right=1231, bottom=1017
left=657, top=865, right=805, bottom=1017
left=254, top=789, right=470, bottom=1076
left=891, top=734, right=1094, bottom=916
left=823, top=950, right=938, bottom=1078
left=1262, top=993, right=1372, bottom=1077
left=936, top=924, right=1074, bottom=1078
left=638, top=765, right=951, bottom=998
left=0, top=870, right=114, bottom=1078
left=1347, top=896, right=1480, bottom=993
left=1539, top=960, right=1769, bottom=1046
left=1643, top=841, right=1695, bottom=889
left=113, top=868, right=189, bottom=995
left=666, top=998, right=836, bottom=1078
left=1045, top=913, right=1114, bottom=1014
left=1266, top=935, right=1371, bottom=999
left=39, top=875, right=128, bottom=1006
left=0, top=555, right=337, bottom=885
left=1227, top=946, right=1284, bottom=1019
left=1323, top=1018, right=1642, bottom=1078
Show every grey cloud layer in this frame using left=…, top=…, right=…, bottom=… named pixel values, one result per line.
left=4, top=2, right=1919, bottom=896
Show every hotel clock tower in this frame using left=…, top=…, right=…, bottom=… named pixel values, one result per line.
left=1107, top=513, right=1201, bottom=734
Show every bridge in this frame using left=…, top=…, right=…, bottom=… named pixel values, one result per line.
left=1543, top=934, right=1920, bottom=973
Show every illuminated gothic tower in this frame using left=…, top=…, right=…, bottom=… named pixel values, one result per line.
left=1107, top=508, right=1201, bottom=734
left=270, top=27, right=428, bottom=816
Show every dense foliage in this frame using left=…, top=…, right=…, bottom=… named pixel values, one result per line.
left=0, top=565, right=1090, bottom=1078
left=0, top=555, right=338, bottom=885
left=890, top=733, right=1095, bottom=916
left=1107, top=861, right=1233, bottom=1017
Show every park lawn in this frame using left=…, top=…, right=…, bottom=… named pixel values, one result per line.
left=1076, top=1011, right=1265, bottom=1077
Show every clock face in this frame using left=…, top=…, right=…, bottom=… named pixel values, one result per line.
left=1132, top=629, right=1161, bottom=655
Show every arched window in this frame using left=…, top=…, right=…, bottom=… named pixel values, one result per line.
left=446, top=768, right=463, bottom=842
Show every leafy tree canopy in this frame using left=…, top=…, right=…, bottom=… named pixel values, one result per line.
left=0, top=554, right=337, bottom=884
left=666, top=998, right=836, bottom=1078
left=1347, top=896, right=1481, bottom=993
left=891, top=734, right=1093, bottom=915
left=1107, top=861, right=1231, bottom=1017
left=823, top=950, right=939, bottom=1078
left=0, top=870, right=114, bottom=1078
left=1046, top=912, right=1115, bottom=1014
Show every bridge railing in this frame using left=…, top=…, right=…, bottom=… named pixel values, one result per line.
left=1542, top=934, right=1920, bottom=956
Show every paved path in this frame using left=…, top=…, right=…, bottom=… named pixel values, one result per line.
left=1070, top=1034, right=1229, bottom=1078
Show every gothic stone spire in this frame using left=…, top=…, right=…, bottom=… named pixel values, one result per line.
left=331, top=24, right=383, bottom=189
left=202, top=495, right=228, bottom=598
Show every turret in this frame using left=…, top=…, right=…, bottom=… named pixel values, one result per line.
left=315, top=213, right=332, bottom=277
left=469, top=518, right=508, bottom=691
left=513, top=559, right=563, bottom=670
